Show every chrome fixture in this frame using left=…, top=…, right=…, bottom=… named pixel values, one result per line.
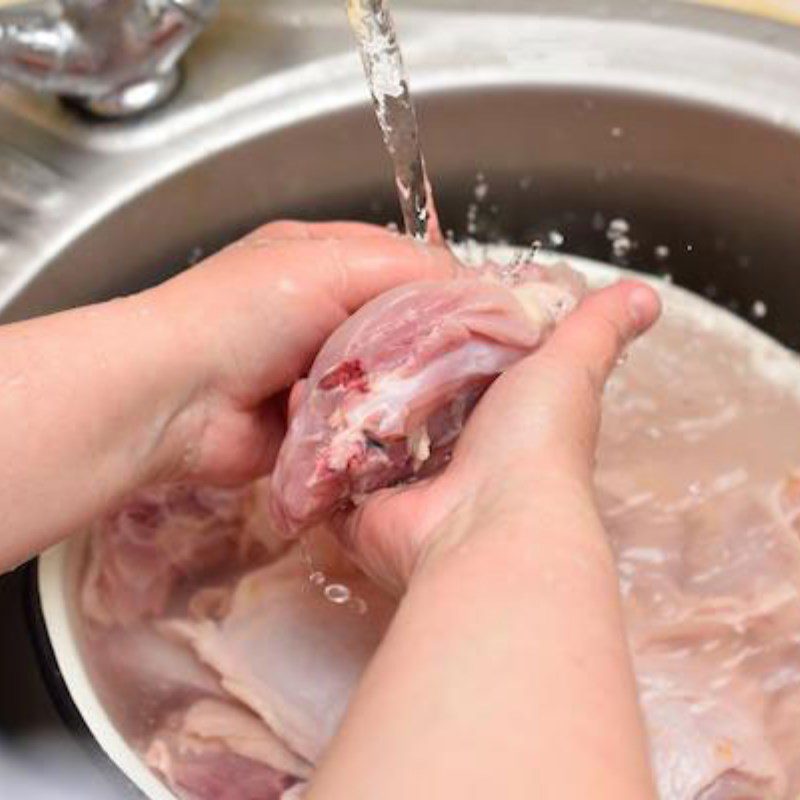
left=0, top=0, right=218, bottom=118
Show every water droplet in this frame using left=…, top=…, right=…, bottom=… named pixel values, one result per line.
left=385, top=221, right=399, bottom=233
left=686, top=243, right=694, bottom=253
left=324, top=583, right=352, bottom=604
left=309, top=571, right=326, bottom=587
left=654, top=244, right=670, bottom=261
left=547, top=230, right=565, bottom=248
left=349, top=597, right=368, bottom=615
left=606, top=218, right=630, bottom=240
left=466, top=203, right=479, bottom=236
left=688, top=481, right=702, bottom=497
left=474, top=173, right=489, bottom=201
left=611, top=126, right=624, bottom=138
left=299, top=536, right=315, bottom=572
left=612, top=236, right=632, bottom=258
left=751, top=300, right=768, bottom=319
left=616, top=351, right=629, bottom=366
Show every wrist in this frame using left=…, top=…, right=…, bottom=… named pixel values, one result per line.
left=412, top=472, right=613, bottom=590
left=112, top=288, right=215, bottom=487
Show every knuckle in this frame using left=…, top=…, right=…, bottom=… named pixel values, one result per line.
left=247, top=220, right=310, bottom=242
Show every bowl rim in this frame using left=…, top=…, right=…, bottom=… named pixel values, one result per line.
left=37, top=537, right=178, bottom=800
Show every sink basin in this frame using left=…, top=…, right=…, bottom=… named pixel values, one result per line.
left=5, top=0, right=800, bottom=795
left=2, top=0, right=800, bottom=344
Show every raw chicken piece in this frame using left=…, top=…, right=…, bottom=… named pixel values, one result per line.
left=613, top=481, right=800, bottom=651
left=279, top=783, right=307, bottom=800
left=85, top=624, right=225, bottom=738
left=270, top=262, right=584, bottom=533
left=146, top=699, right=303, bottom=800
left=638, top=660, right=786, bottom=800
left=150, top=749, right=291, bottom=800
left=605, top=480, right=800, bottom=798
left=163, top=529, right=395, bottom=763
left=81, top=483, right=279, bottom=626
left=682, top=482, right=800, bottom=613
left=147, top=698, right=310, bottom=778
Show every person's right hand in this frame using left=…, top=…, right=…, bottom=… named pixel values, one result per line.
left=337, top=280, right=661, bottom=593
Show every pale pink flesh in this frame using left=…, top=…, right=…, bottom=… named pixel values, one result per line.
left=270, top=263, right=584, bottom=534
left=82, top=624, right=225, bottom=740
left=145, top=700, right=301, bottom=800
left=598, top=300, right=800, bottom=799
left=145, top=697, right=310, bottom=778
left=81, top=481, right=284, bottom=627
left=163, top=528, right=395, bottom=764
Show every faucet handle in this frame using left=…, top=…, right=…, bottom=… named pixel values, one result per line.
left=0, top=0, right=220, bottom=119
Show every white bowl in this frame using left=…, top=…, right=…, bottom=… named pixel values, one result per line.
left=37, top=535, right=179, bottom=800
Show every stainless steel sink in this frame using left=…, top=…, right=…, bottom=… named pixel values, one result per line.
left=2, top=3, right=800, bottom=793
left=1, top=0, right=800, bottom=350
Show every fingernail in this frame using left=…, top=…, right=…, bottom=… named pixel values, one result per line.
left=628, top=286, right=660, bottom=331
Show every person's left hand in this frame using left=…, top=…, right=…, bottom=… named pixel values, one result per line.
left=147, top=221, right=457, bottom=485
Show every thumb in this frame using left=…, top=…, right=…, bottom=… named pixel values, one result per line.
left=543, top=279, right=661, bottom=396
left=450, top=279, right=661, bottom=483
left=519, top=278, right=661, bottom=465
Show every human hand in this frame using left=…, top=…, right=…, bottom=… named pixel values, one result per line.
left=337, top=280, right=661, bottom=592
left=308, top=279, right=661, bottom=800
left=144, top=221, right=457, bottom=486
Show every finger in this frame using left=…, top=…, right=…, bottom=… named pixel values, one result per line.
left=305, top=221, right=400, bottom=240
left=191, top=399, right=286, bottom=485
left=339, top=483, right=430, bottom=595
left=543, top=280, right=661, bottom=459
left=169, top=226, right=460, bottom=402
left=542, top=279, right=661, bottom=394
left=249, top=237, right=456, bottom=390
left=241, top=220, right=398, bottom=244
left=449, top=280, right=661, bottom=483
left=287, top=379, right=307, bottom=421
left=250, top=400, right=288, bottom=475
left=230, top=225, right=458, bottom=313
left=288, top=234, right=460, bottom=313
left=515, top=279, right=661, bottom=451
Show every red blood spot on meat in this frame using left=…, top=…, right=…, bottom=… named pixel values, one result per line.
left=318, top=360, right=368, bottom=392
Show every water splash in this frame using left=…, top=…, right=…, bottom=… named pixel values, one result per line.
left=751, top=300, right=768, bottom=320
left=347, top=0, right=438, bottom=241
left=299, top=534, right=368, bottom=613
left=654, top=244, right=670, bottom=261
left=324, top=584, right=352, bottom=604
left=309, top=571, right=327, bottom=587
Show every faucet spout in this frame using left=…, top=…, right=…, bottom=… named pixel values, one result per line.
left=0, top=0, right=218, bottom=117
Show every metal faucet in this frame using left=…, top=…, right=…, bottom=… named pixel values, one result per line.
left=0, top=0, right=219, bottom=119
